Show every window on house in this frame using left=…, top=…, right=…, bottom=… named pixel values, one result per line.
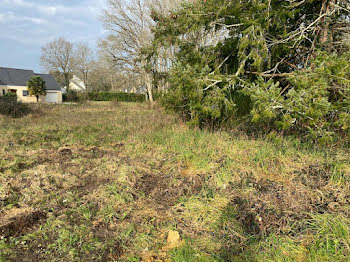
left=2, top=89, right=5, bottom=95
left=23, top=90, right=29, bottom=96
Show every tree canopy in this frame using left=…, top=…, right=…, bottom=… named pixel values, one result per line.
left=40, top=38, right=76, bottom=91
left=150, top=0, right=350, bottom=143
left=27, top=76, right=46, bottom=102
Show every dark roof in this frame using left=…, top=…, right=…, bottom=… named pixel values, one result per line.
left=35, top=74, right=61, bottom=91
left=0, top=67, right=60, bottom=91
left=0, top=67, right=34, bottom=86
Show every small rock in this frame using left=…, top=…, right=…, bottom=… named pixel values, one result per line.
left=141, top=251, right=155, bottom=262
left=162, top=230, right=182, bottom=251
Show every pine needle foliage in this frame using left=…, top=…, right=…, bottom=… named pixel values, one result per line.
left=151, top=0, right=350, bottom=143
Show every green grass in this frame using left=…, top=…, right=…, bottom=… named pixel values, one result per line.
left=0, top=102, right=349, bottom=261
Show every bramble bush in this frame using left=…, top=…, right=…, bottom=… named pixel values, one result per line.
left=63, top=90, right=81, bottom=102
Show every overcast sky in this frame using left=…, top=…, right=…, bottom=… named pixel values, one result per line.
left=0, top=0, right=106, bottom=73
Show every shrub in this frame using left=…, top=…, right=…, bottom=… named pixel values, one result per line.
left=241, top=78, right=284, bottom=129
left=63, top=90, right=81, bottom=102
left=87, top=91, right=145, bottom=102
left=162, top=51, right=349, bottom=144
left=242, top=51, right=350, bottom=143
left=3, top=92, right=17, bottom=98
left=0, top=96, right=31, bottom=118
left=152, top=0, right=349, bottom=145
left=162, top=64, right=235, bottom=128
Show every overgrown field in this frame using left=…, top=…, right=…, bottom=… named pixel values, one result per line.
left=0, top=102, right=349, bottom=262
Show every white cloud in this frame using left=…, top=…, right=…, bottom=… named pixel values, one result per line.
left=38, top=6, right=57, bottom=16
left=2, top=0, right=33, bottom=8
left=2, top=0, right=105, bottom=19
left=28, top=17, right=46, bottom=24
left=0, top=11, right=47, bottom=24
left=62, top=18, right=87, bottom=26
left=0, top=0, right=106, bottom=71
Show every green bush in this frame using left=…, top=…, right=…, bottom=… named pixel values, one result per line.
left=151, top=0, right=349, bottom=145
left=3, top=92, right=17, bottom=98
left=0, top=96, right=31, bottom=118
left=87, top=91, right=145, bottom=102
left=161, top=64, right=235, bottom=128
left=63, top=90, right=82, bottom=102
left=241, top=51, right=350, bottom=143
left=162, top=51, right=350, bottom=144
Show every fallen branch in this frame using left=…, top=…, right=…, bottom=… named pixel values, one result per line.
left=246, top=71, right=294, bottom=77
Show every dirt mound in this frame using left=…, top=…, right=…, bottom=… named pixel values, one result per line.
left=233, top=176, right=315, bottom=235
left=38, top=145, right=120, bottom=166
left=134, top=171, right=203, bottom=208
left=58, top=147, right=73, bottom=156
left=231, top=166, right=350, bottom=237
left=78, top=145, right=122, bottom=159
left=76, top=176, right=111, bottom=197
left=0, top=208, right=46, bottom=237
left=92, top=221, right=123, bottom=260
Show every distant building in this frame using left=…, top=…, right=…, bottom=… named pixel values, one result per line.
left=130, top=86, right=147, bottom=95
left=0, top=67, right=62, bottom=103
left=64, top=75, right=86, bottom=92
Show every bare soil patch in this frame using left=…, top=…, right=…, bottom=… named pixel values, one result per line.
left=233, top=175, right=316, bottom=235
left=134, top=170, right=203, bottom=209
left=0, top=208, right=46, bottom=237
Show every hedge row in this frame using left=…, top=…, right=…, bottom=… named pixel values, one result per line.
left=87, top=92, right=145, bottom=102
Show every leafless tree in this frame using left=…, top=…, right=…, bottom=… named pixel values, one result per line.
left=100, top=0, right=190, bottom=101
left=75, top=43, right=95, bottom=90
left=101, top=0, right=155, bottom=101
left=40, top=37, right=76, bottom=91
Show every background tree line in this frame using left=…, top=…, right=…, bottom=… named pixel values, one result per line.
left=40, top=37, right=141, bottom=94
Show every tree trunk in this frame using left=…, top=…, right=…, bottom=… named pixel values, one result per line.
left=320, top=0, right=335, bottom=46
left=141, top=58, right=154, bottom=103
left=145, top=72, right=154, bottom=103
left=64, top=73, right=70, bottom=93
left=36, top=95, right=39, bottom=103
left=110, top=75, right=114, bottom=90
left=84, top=72, right=88, bottom=91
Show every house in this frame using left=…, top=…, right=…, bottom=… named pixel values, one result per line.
left=64, top=75, right=86, bottom=93
left=130, top=86, right=147, bottom=95
left=0, top=67, right=62, bottom=103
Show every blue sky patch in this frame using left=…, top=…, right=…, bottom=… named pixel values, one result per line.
left=0, top=0, right=106, bottom=72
